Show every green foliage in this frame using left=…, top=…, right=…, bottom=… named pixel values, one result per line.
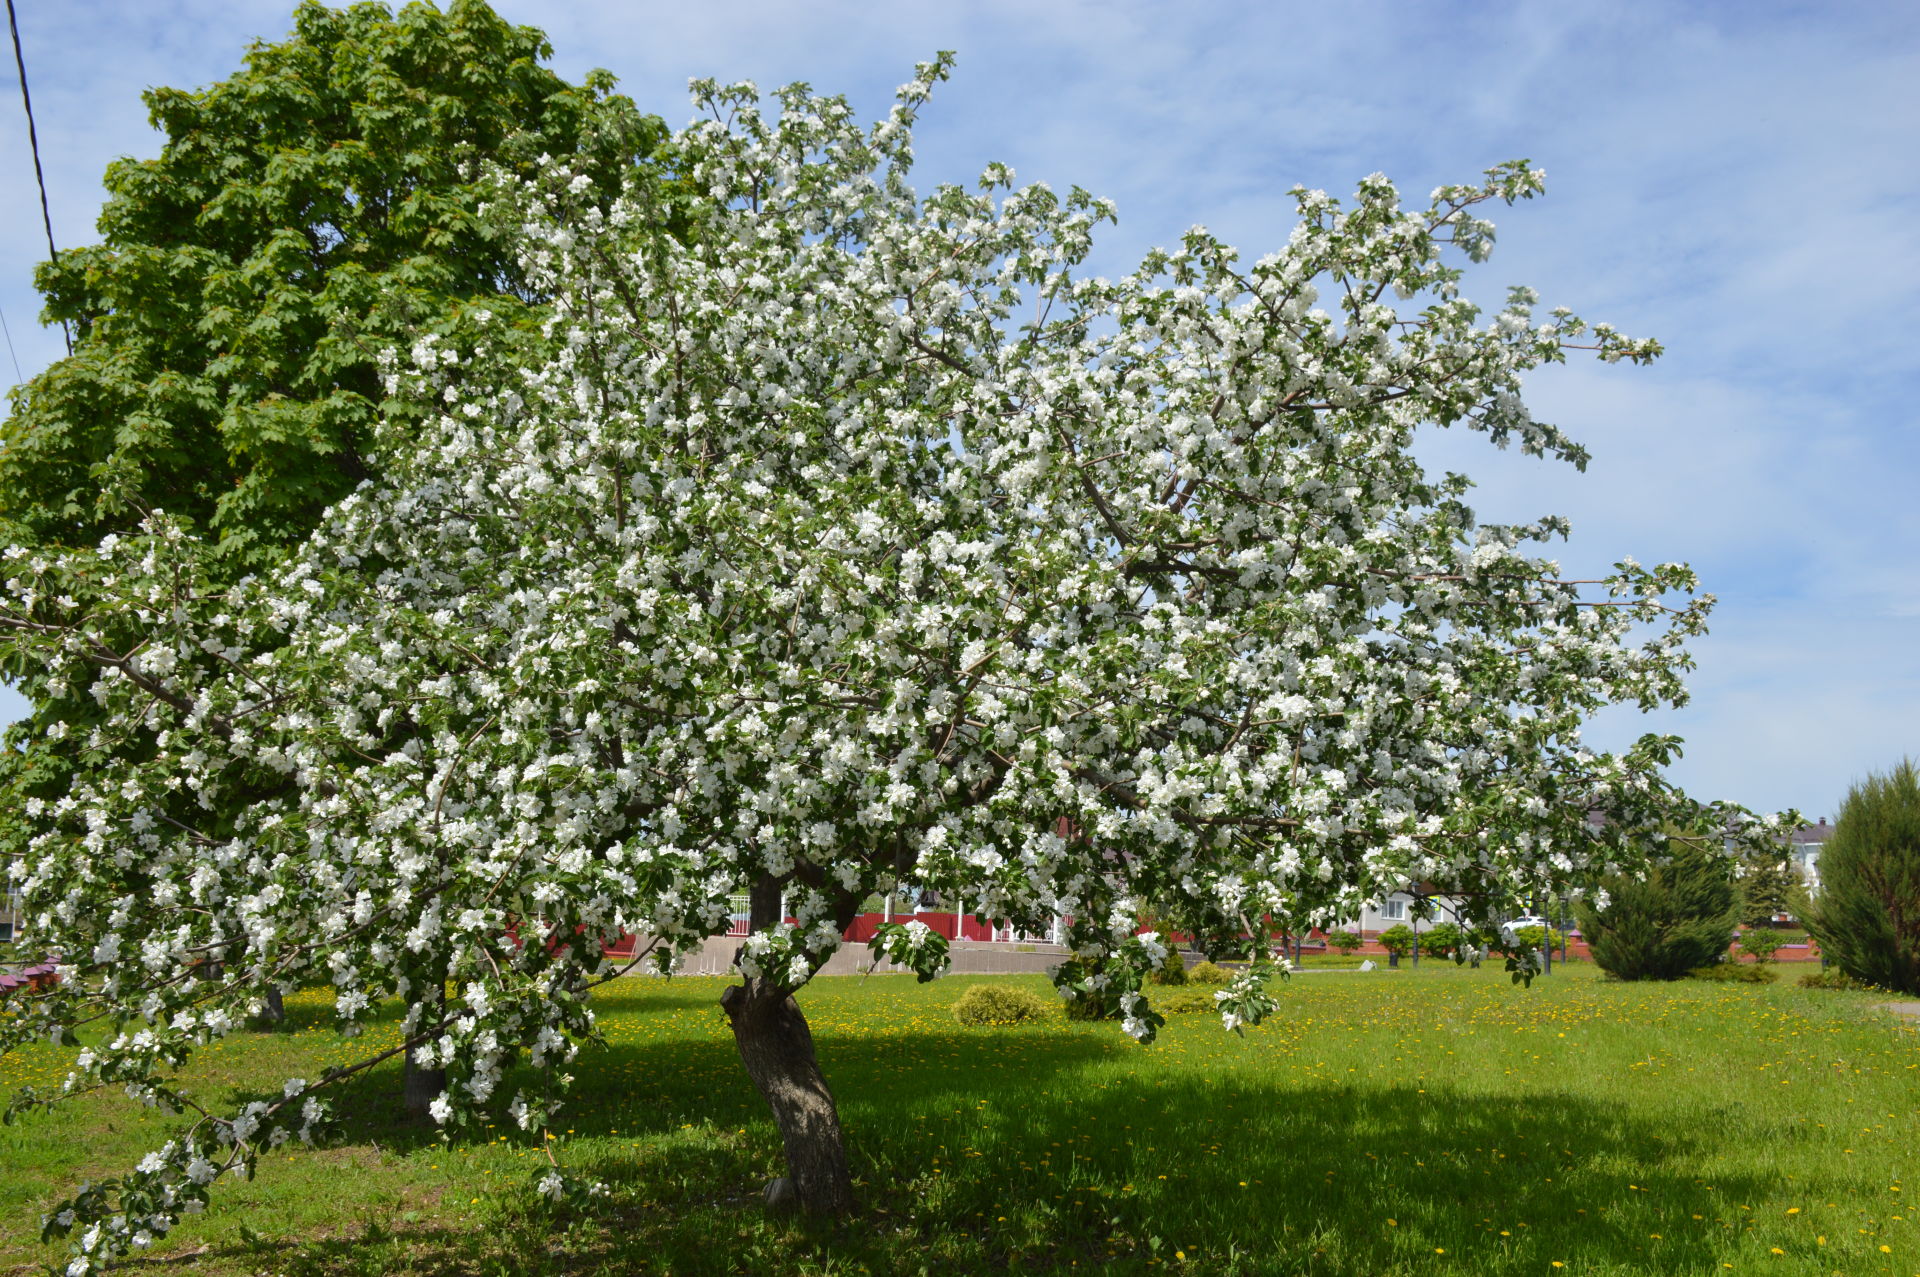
left=1797, top=968, right=1874, bottom=991
left=4, top=0, right=664, bottom=565
left=1737, top=853, right=1798, bottom=926
left=1574, top=839, right=1742, bottom=981
left=0, top=0, right=671, bottom=865
left=1325, top=929, right=1362, bottom=954
left=1061, top=994, right=1111, bottom=1021
left=951, top=983, right=1052, bottom=1027
left=1152, top=989, right=1220, bottom=1014
left=1417, top=922, right=1463, bottom=960
left=1687, top=961, right=1776, bottom=984
left=1184, top=961, right=1234, bottom=986
left=1377, top=924, right=1415, bottom=956
left=1147, top=955, right=1189, bottom=986
left=1801, top=759, right=1920, bottom=996
left=1736, top=928, right=1788, bottom=964
left=1510, top=925, right=1564, bottom=952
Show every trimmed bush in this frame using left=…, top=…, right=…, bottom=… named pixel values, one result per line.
left=1155, top=989, right=1220, bottom=1015
left=952, top=983, right=1052, bottom=1026
left=1062, top=992, right=1111, bottom=1021
left=1574, top=838, right=1740, bottom=981
left=1377, top=924, right=1414, bottom=956
left=1186, top=961, right=1234, bottom=985
left=1738, top=928, right=1789, bottom=964
left=1689, top=962, right=1776, bottom=984
left=1511, top=925, right=1565, bottom=952
left=1801, top=759, right=1920, bottom=997
left=1418, top=922, right=1463, bottom=960
left=1798, top=968, right=1874, bottom=991
left=1326, top=929, right=1362, bottom=955
left=1149, top=952, right=1190, bottom=986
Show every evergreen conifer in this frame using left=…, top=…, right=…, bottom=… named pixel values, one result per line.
left=1802, top=761, right=1920, bottom=995
left=1575, top=838, right=1740, bottom=980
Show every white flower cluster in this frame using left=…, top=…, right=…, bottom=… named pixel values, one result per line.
left=866, top=918, right=950, bottom=982
left=0, top=59, right=1780, bottom=1267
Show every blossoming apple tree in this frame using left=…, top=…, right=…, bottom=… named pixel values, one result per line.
left=2, top=59, right=1778, bottom=1267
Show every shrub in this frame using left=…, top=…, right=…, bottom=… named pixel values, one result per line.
left=1148, top=949, right=1190, bottom=986
left=1418, top=922, right=1463, bottom=960
left=1061, top=992, right=1111, bottom=1021
left=1799, top=968, right=1874, bottom=991
left=1510, top=924, right=1566, bottom=952
left=1155, top=989, right=1220, bottom=1015
left=1377, top=924, right=1415, bottom=956
left=1688, top=962, right=1776, bottom=984
left=952, top=983, right=1052, bottom=1026
left=1801, top=759, right=1920, bottom=997
left=1186, top=961, right=1234, bottom=985
left=1326, top=929, right=1363, bottom=955
left=1574, top=838, right=1741, bottom=982
left=1738, top=928, right=1789, bottom=964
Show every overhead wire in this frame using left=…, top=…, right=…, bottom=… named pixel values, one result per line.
left=0, top=299, right=22, bottom=385
left=6, top=0, right=71, bottom=357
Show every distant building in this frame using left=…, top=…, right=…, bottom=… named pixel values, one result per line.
left=1331, top=884, right=1468, bottom=939
left=1788, top=818, right=1835, bottom=892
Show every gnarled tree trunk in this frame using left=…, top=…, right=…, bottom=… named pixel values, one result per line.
left=722, top=876, right=856, bottom=1215
left=403, top=980, right=447, bottom=1122
left=250, top=983, right=284, bottom=1029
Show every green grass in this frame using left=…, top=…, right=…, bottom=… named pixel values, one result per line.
left=2, top=964, right=1915, bottom=1275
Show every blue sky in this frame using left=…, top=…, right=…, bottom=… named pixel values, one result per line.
left=1, top=0, right=1915, bottom=819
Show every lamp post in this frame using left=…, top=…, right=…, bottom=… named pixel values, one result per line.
left=1539, top=896, right=1551, bottom=976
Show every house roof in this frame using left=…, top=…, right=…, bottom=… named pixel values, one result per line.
left=1791, top=820, right=1834, bottom=845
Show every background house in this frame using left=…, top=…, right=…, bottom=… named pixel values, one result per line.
left=1788, top=818, right=1835, bottom=892
left=1331, top=886, right=1469, bottom=939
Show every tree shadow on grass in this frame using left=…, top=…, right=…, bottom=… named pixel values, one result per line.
left=182, top=1006, right=1815, bottom=1277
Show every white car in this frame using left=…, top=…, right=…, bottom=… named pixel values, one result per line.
left=1506, top=915, right=1550, bottom=930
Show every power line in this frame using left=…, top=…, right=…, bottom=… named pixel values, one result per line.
left=5, top=0, right=71, bottom=357
left=0, top=299, right=23, bottom=385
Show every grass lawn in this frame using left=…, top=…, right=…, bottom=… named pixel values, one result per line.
left=2, top=964, right=1914, bottom=1275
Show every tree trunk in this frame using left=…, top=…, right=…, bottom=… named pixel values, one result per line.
left=403, top=1050, right=447, bottom=1122
left=249, top=984, right=284, bottom=1030
left=721, top=875, right=856, bottom=1216
left=403, top=980, right=446, bottom=1122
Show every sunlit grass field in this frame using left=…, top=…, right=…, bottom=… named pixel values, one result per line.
left=2, top=963, right=1914, bottom=1275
